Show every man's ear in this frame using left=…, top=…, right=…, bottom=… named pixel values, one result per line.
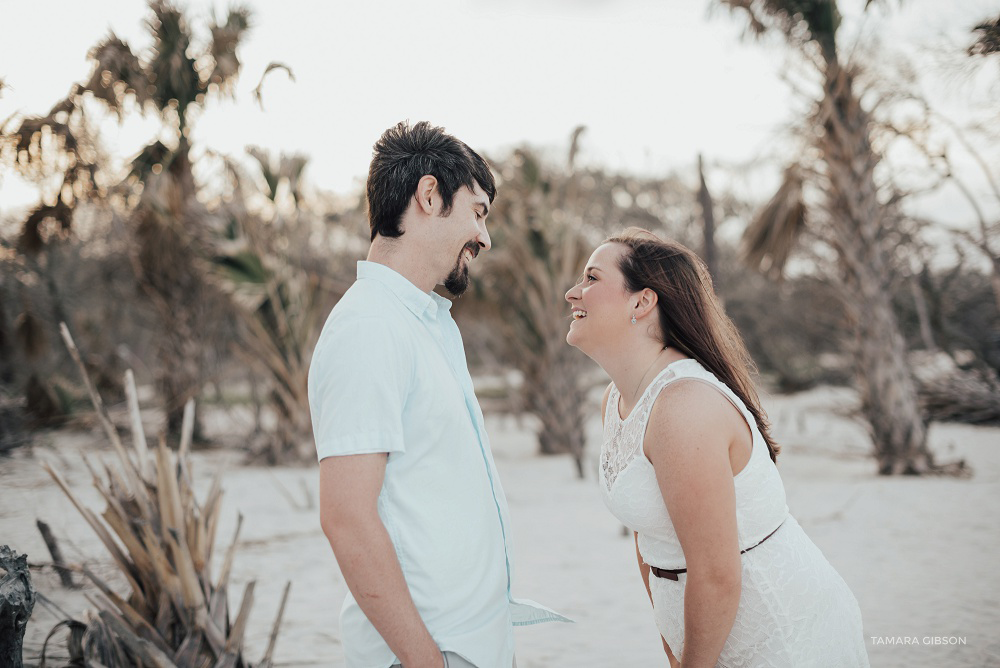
left=414, top=175, right=438, bottom=215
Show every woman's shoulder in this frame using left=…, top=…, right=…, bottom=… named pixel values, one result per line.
left=644, top=374, right=746, bottom=449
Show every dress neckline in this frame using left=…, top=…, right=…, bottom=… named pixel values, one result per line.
left=615, top=358, right=693, bottom=422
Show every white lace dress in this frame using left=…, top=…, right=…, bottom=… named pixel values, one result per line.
left=600, top=359, right=869, bottom=667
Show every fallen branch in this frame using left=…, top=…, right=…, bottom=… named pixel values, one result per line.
left=35, top=521, right=76, bottom=589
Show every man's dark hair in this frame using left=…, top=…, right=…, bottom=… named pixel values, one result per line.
left=367, top=121, right=497, bottom=241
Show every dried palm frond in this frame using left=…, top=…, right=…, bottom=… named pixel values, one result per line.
left=251, top=63, right=295, bottom=110
left=969, top=15, right=1000, bottom=56
left=473, top=143, right=596, bottom=476
left=19, top=202, right=73, bottom=255
left=207, top=7, right=252, bottom=94
left=43, top=324, right=290, bottom=667
left=83, top=33, right=151, bottom=115
left=147, top=0, right=200, bottom=112
left=740, top=165, right=807, bottom=280
left=717, top=0, right=841, bottom=59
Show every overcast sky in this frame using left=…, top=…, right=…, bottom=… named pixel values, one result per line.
left=1, top=0, right=997, bottom=228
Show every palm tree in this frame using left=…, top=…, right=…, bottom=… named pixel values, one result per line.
left=719, top=0, right=958, bottom=474
left=78, top=0, right=253, bottom=435
left=0, top=72, right=105, bottom=427
left=469, top=145, right=598, bottom=478
left=211, top=149, right=355, bottom=462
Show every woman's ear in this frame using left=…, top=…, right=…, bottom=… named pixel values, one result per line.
left=636, top=288, right=658, bottom=320
left=414, top=174, right=438, bottom=215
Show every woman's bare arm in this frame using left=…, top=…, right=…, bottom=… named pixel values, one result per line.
left=636, top=532, right=681, bottom=666
left=644, top=381, right=745, bottom=668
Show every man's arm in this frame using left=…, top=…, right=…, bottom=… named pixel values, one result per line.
left=319, top=453, right=444, bottom=668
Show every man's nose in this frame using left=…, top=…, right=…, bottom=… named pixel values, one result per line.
left=477, top=224, right=491, bottom=252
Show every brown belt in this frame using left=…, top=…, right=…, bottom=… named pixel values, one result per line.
left=649, top=521, right=785, bottom=581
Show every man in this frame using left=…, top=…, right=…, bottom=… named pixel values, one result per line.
left=308, top=121, right=566, bottom=668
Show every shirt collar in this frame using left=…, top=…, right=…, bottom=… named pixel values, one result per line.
left=357, top=261, right=453, bottom=320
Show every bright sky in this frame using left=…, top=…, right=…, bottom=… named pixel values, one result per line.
left=1, top=0, right=998, bottom=230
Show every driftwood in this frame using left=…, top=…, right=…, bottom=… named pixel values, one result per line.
left=0, top=396, right=30, bottom=454
left=0, top=545, right=35, bottom=668
left=36, top=520, right=77, bottom=589
left=40, top=323, right=290, bottom=667
left=918, top=369, right=1000, bottom=426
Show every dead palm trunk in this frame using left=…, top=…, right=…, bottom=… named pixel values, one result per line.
left=721, top=0, right=956, bottom=474
left=909, top=270, right=937, bottom=352
left=475, top=149, right=595, bottom=477
left=818, top=62, right=935, bottom=474
left=522, top=341, right=589, bottom=477
left=131, top=141, right=211, bottom=437
left=698, top=154, right=718, bottom=282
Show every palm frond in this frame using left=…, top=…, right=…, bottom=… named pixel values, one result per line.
left=718, top=0, right=841, bottom=58
left=741, top=165, right=807, bottom=279
left=969, top=15, right=1000, bottom=56
left=83, top=33, right=151, bottom=116
left=251, top=62, right=295, bottom=110
left=20, top=202, right=73, bottom=255
left=129, top=140, right=172, bottom=182
left=567, top=125, right=586, bottom=171
left=43, top=326, right=290, bottom=666
left=146, top=0, right=200, bottom=112
left=247, top=146, right=280, bottom=200
left=207, top=6, right=253, bottom=95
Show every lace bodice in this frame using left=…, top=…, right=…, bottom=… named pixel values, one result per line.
left=599, top=358, right=789, bottom=569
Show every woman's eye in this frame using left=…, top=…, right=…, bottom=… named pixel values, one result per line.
left=586, top=274, right=596, bottom=282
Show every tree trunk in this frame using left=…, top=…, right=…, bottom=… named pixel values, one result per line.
left=909, top=270, right=936, bottom=352
left=818, top=62, right=940, bottom=475
left=0, top=285, right=12, bottom=385
left=698, top=154, right=718, bottom=283
left=524, top=348, right=589, bottom=478
left=132, top=143, right=210, bottom=439
left=0, top=546, right=35, bottom=668
left=850, top=277, right=932, bottom=474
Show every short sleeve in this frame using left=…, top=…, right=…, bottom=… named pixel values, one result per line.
left=307, top=315, right=412, bottom=461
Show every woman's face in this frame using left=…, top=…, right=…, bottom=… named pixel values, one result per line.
left=564, top=242, right=635, bottom=354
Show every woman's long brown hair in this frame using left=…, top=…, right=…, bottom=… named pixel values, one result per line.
left=608, top=228, right=780, bottom=462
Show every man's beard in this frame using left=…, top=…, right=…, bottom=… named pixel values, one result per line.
left=444, top=242, right=479, bottom=296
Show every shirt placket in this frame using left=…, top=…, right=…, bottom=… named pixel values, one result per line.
left=424, top=311, right=515, bottom=600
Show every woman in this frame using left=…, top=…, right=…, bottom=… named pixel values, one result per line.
left=565, top=228, right=868, bottom=667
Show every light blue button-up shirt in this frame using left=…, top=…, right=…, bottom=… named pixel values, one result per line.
left=308, top=261, right=567, bottom=668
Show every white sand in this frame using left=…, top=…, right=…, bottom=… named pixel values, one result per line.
left=2, top=386, right=998, bottom=667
